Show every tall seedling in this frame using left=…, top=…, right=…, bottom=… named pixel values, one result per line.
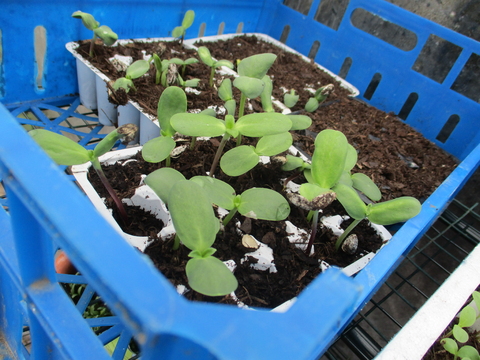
left=72, top=11, right=118, bottom=57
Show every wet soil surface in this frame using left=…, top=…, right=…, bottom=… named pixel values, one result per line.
left=76, top=34, right=458, bottom=308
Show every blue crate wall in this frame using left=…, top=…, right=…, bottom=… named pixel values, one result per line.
left=270, top=0, right=480, bottom=161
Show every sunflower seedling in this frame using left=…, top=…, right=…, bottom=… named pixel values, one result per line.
left=284, top=89, right=299, bottom=108
left=172, top=10, right=195, bottom=45
left=30, top=124, right=138, bottom=225
left=169, top=57, right=199, bottom=78
left=72, top=11, right=118, bottom=57
left=197, top=46, right=234, bottom=87
left=304, top=84, right=334, bottom=112
left=112, top=59, right=150, bottom=93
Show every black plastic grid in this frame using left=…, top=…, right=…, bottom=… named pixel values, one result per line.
left=322, top=199, right=480, bottom=359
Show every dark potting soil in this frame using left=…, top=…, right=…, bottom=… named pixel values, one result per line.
left=76, top=34, right=458, bottom=307
left=87, top=141, right=384, bottom=308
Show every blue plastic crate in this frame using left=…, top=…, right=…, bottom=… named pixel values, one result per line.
left=0, top=0, right=480, bottom=359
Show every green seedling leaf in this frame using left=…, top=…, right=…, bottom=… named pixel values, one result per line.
left=233, top=76, right=265, bottom=99
left=218, top=78, right=234, bottom=101
left=171, top=113, right=226, bottom=137
left=351, top=173, right=382, bottom=201
left=215, top=60, right=234, bottom=69
left=93, top=124, right=137, bottom=157
left=190, top=176, right=236, bottom=210
left=104, top=337, right=135, bottom=360
left=182, top=10, right=195, bottom=28
left=338, top=171, right=354, bottom=187
left=333, top=183, right=368, bottom=220
left=366, top=196, right=421, bottom=225
left=224, top=99, right=236, bottom=116
left=473, top=291, right=480, bottom=313
left=237, top=53, right=277, bottom=79
left=157, top=86, right=187, bottom=137
left=287, top=114, right=312, bottom=131
left=311, top=129, right=349, bottom=189
left=112, top=78, right=134, bottom=92
left=441, top=338, right=458, bottom=355
left=260, top=75, right=274, bottom=112
left=186, top=256, right=238, bottom=296
left=141, top=136, right=176, bottom=163
left=284, top=89, right=299, bottom=108
left=144, top=167, right=186, bottom=204
left=197, top=46, right=215, bottom=67
left=30, top=129, right=92, bottom=165
left=184, top=78, right=201, bottom=87
left=458, top=345, right=480, bottom=360
left=299, top=183, right=330, bottom=202
left=235, top=113, right=292, bottom=137
left=255, top=132, right=293, bottom=156
left=200, top=108, right=217, bottom=117
left=72, top=11, right=99, bottom=30
left=344, top=144, right=358, bottom=171
left=453, top=324, right=469, bottom=343
left=220, top=145, right=259, bottom=177
left=305, top=97, right=319, bottom=112
left=238, top=188, right=290, bottom=221
left=93, top=25, right=118, bottom=46
left=172, top=26, right=184, bottom=38
left=168, top=180, right=218, bottom=252
left=458, top=305, right=477, bottom=328
left=126, top=60, right=150, bottom=79
left=281, top=155, right=310, bottom=172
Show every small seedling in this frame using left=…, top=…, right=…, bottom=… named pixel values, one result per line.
left=142, top=86, right=187, bottom=166
left=172, top=10, right=195, bottom=45
left=112, top=59, right=150, bottom=93
left=284, top=89, right=299, bottom=108
left=218, top=78, right=236, bottom=116
left=72, top=11, right=118, bottom=57
left=440, top=291, right=480, bottom=360
left=197, top=46, right=234, bottom=87
left=169, top=57, right=199, bottom=78
left=304, top=84, right=334, bottom=112
left=30, top=124, right=138, bottom=225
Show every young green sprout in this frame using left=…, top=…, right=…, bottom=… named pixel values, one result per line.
left=284, top=89, right=299, bottom=108
left=72, top=11, right=118, bottom=57
left=304, top=84, right=334, bottom=113
left=112, top=59, right=150, bottom=93
left=168, top=180, right=238, bottom=296
left=170, top=111, right=292, bottom=177
left=142, top=86, right=187, bottom=166
left=218, top=78, right=236, bottom=116
left=440, top=291, right=480, bottom=360
left=169, top=57, right=199, bottom=78
left=30, top=124, right=138, bottom=226
left=197, top=46, right=234, bottom=87
left=172, top=10, right=195, bottom=45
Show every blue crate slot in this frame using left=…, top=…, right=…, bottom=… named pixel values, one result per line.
left=1, top=0, right=480, bottom=359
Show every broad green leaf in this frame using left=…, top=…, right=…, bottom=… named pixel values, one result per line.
left=144, top=167, right=185, bottom=203
left=473, top=291, right=480, bottom=314
left=303, top=169, right=314, bottom=184
left=458, top=345, right=480, bottom=360
left=93, top=25, right=118, bottom=46
left=311, top=129, right=348, bottom=189
left=157, top=87, right=187, bottom=137
left=184, top=78, right=201, bottom=87
left=199, top=108, right=217, bottom=117
left=168, top=58, right=185, bottom=66
left=184, top=58, right=198, bottom=65
left=237, top=188, right=290, bottom=221
left=235, top=113, right=292, bottom=137
left=351, top=173, right=381, bottom=201
left=186, top=256, right=238, bottom=296
left=233, top=76, right=265, bottom=99
left=168, top=180, right=218, bottom=252
left=172, top=26, right=184, bottom=38
left=126, top=60, right=150, bottom=79
left=441, top=338, right=458, bottom=355
left=453, top=324, right=469, bottom=343
left=255, top=132, right=292, bottom=157
left=260, top=75, right=274, bottom=112
left=338, top=171, right=353, bottom=187
left=190, top=176, right=236, bottom=210
left=72, top=11, right=99, bottom=30
left=141, top=136, right=176, bottom=163
left=237, top=53, right=277, bottom=79
left=458, top=305, right=477, bottom=328
left=112, top=78, right=133, bottom=92
left=198, top=46, right=215, bottom=67
left=224, top=99, right=236, bottom=116
left=305, top=97, right=319, bottom=112
left=94, top=124, right=137, bottom=157
left=220, top=145, right=259, bottom=176
left=29, top=129, right=91, bottom=165
left=333, top=183, right=367, bottom=220
left=215, top=59, right=234, bottom=69
left=344, top=144, right=358, bottom=171
left=182, top=10, right=195, bottom=29
left=218, top=79, right=233, bottom=101
left=287, top=114, right=312, bottom=131
left=171, top=113, right=226, bottom=137
left=366, top=197, right=421, bottom=225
